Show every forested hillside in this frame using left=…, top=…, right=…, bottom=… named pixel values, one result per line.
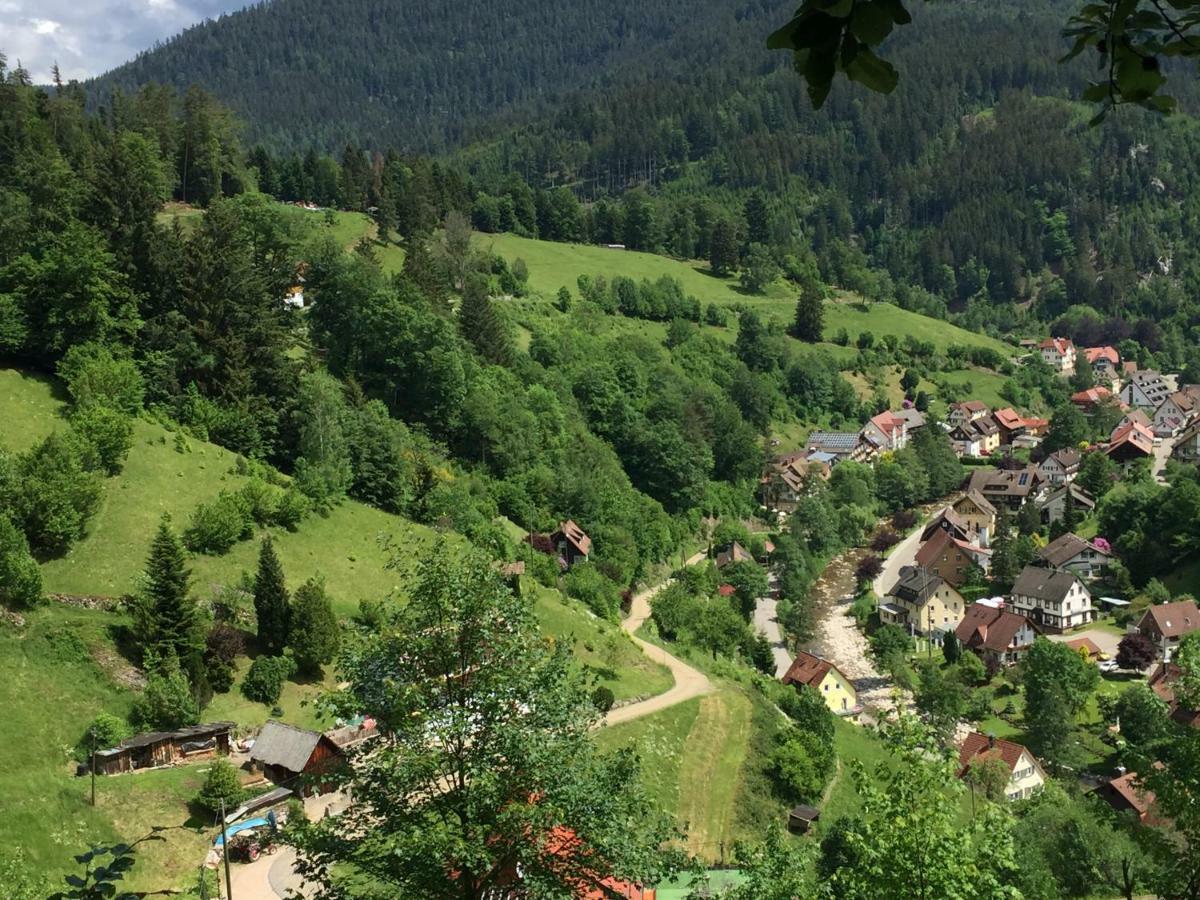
left=82, top=0, right=1200, bottom=370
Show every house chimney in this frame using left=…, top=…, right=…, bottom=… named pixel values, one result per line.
left=1116, top=765, right=1127, bottom=777
left=987, top=732, right=996, bottom=749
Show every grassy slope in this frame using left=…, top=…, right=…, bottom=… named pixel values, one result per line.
left=478, top=232, right=1013, bottom=356
left=2, top=363, right=673, bottom=887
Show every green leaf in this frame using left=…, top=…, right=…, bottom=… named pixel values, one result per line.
left=822, top=0, right=854, bottom=17
left=766, top=17, right=803, bottom=50
left=877, top=0, right=912, bottom=24
left=850, top=1, right=897, bottom=45
left=1081, top=82, right=1110, bottom=102
left=845, top=45, right=900, bottom=94
left=804, top=44, right=839, bottom=108
left=65, top=875, right=87, bottom=888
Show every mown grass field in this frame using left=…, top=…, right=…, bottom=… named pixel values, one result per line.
left=478, top=232, right=1014, bottom=357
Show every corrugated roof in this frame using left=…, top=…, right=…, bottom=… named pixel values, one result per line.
left=96, top=721, right=235, bottom=756
left=250, top=721, right=324, bottom=773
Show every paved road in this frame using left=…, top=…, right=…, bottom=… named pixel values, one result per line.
left=873, top=516, right=927, bottom=600
left=603, top=552, right=715, bottom=727
left=752, top=572, right=793, bottom=677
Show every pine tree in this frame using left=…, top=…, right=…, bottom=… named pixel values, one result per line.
left=253, top=537, right=290, bottom=654
left=792, top=282, right=825, bottom=342
left=709, top=218, right=739, bottom=276
left=459, top=273, right=513, bottom=366
left=288, top=577, right=341, bottom=675
left=744, top=191, right=769, bottom=246
left=132, top=516, right=203, bottom=681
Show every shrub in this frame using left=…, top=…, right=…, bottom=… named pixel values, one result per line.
left=870, top=529, right=900, bottom=553
left=70, top=405, right=134, bottom=475
left=75, top=713, right=132, bottom=762
left=591, top=686, right=615, bottom=713
left=195, top=758, right=247, bottom=814
left=0, top=513, right=42, bottom=608
left=770, top=729, right=835, bottom=802
left=1116, top=633, right=1157, bottom=672
left=854, top=555, right=883, bottom=585
left=273, top=487, right=309, bottom=531
left=965, top=687, right=994, bottom=722
left=131, top=652, right=199, bottom=730
left=955, top=651, right=988, bottom=687
left=5, top=433, right=102, bottom=556
left=184, top=491, right=253, bottom=554
left=891, top=509, right=918, bottom=531
left=564, top=562, right=621, bottom=620
left=241, top=653, right=297, bottom=705
left=205, top=624, right=245, bottom=694
left=57, top=342, right=145, bottom=414
left=849, top=590, right=876, bottom=627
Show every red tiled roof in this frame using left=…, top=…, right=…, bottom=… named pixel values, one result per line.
left=1039, top=337, right=1074, bottom=354
left=957, top=731, right=1033, bottom=776
left=955, top=603, right=1038, bottom=653
left=1065, top=637, right=1103, bottom=658
left=952, top=400, right=989, bottom=414
left=870, top=411, right=906, bottom=438
left=781, top=650, right=839, bottom=690
left=993, top=407, right=1024, bottom=430
left=1071, top=386, right=1112, bottom=405
left=1084, top=346, right=1120, bottom=365
left=1107, top=421, right=1155, bottom=457
left=1099, top=771, right=1156, bottom=819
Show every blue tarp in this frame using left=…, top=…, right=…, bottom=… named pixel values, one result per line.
left=213, top=817, right=271, bottom=847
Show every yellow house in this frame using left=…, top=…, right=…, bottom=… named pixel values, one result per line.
left=880, top=565, right=967, bottom=635
left=782, top=651, right=858, bottom=714
left=953, top=489, right=997, bottom=545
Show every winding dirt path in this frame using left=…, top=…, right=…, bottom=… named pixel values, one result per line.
left=602, top=552, right=715, bottom=727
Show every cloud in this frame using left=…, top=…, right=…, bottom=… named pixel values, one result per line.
left=0, top=0, right=247, bottom=83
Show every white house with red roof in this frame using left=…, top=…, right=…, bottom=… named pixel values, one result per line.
left=957, top=731, right=1046, bottom=800
left=862, top=410, right=909, bottom=452
left=1083, top=345, right=1120, bottom=385
left=1038, top=337, right=1076, bottom=375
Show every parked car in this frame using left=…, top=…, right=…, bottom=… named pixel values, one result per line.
left=1098, top=660, right=1120, bottom=673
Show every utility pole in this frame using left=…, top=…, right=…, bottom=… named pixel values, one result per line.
left=90, top=726, right=97, bottom=807
left=219, top=799, right=233, bottom=900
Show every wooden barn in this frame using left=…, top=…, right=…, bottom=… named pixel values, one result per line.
left=91, top=721, right=236, bottom=775
left=249, top=721, right=344, bottom=795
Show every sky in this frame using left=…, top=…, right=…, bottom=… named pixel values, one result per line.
left=0, top=0, right=248, bottom=84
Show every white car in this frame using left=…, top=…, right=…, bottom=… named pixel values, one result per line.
left=1098, top=660, right=1120, bottom=673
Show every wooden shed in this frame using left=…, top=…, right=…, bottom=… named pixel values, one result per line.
left=249, top=721, right=344, bottom=795
left=91, top=721, right=235, bottom=775
left=787, top=804, right=820, bottom=834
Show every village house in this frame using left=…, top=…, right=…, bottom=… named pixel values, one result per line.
left=1035, top=532, right=1112, bottom=579
left=955, top=601, right=1041, bottom=668
left=951, top=490, right=997, bottom=546
left=1038, top=482, right=1096, bottom=526
left=915, top=528, right=992, bottom=587
left=1138, top=599, right=1200, bottom=659
left=1083, top=346, right=1121, bottom=386
left=1105, top=420, right=1156, bottom=468
left=1149, top=663, right=1200, bottom=727
left=893, top=406, right=927, bottom=433
left=947, top=400, right=990, bottom=430
left=992, top=407, right=1028, bottom=445
left=1010, top=565, right=1094, bottom=633
left=90, top=722, right=236, bottom=776
left=949, top=414, right=1001, bottom=458
left=782, top=651, right=858, bottom=714
left=1094, top=770, right=1159, bottom=823
left=862, top=410, right=910, bottom=453
left=958, top=732, right=1047, bottom=801
left=759, top=456, right=809, bottom=514
left=249, top=721, right=345, bottom=796
left=552, top=520, right=592, bottom=568
left=1070, top=386, right=1115, bottom=412
left=1172, top=417, right=1200, bottom=465
left=967, top=466, right=1043, bottom=512
left=806, top=430, right=869, bottom=464
left=1038, top=337, right=1076, bottom=375
left=1037, top=448, right=1081, bottom=487
left=1154, top=390, right=1199, bottom=437
left=715, top=541, right=754, bottom=569
left=1119, top=369, right=1172, bottom=409
left=921, top=507, right=972, bottom=544
left=879, top=565, right=967, bottom=636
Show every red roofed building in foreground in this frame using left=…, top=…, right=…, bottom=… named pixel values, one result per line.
left=957, top=731, right=1046, bottom=801
left=477, top=826, right=656, bottom=899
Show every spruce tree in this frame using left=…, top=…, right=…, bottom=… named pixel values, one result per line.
left=288, top=577, right=341, bottom=675
left=459, top=273, right=513, bottom=366
left=708, top=219, right=739, bottom=276
left=792, top=282, right=825, bottom=342
left=254, top=537, right=290, bottom=654
left=133, top=516, right=203, bottom=680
